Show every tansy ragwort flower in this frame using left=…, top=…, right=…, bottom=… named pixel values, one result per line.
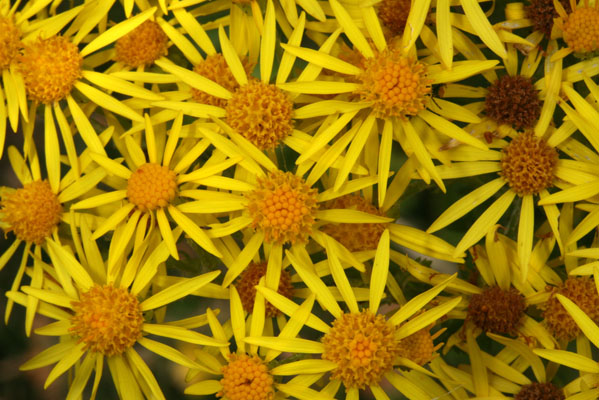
left=242, top=240, right=462, bottom=399
left=0, top=136, right=114, bottom=334
left=6, top=226, right=227, bottom=400
left=534, top=290, right=599, bottom=398
left=13, top=7, right=166, bottom=172
left=69, top=112, right=242, bottom=261
left=185, top=286, right=334, bottom=399
left=551, top=0, right=599, bottom=60
left=405, top=226, right=560, bottom=350
left=279, top=0, right=498, bottom=201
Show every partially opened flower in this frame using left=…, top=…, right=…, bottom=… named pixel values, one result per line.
left=70, top=112, right=241, bottom=261
left=242, top=237, right=462, bottom=399
left=185, top=286, right=335, bottom=399
left=6, top=225, right=227, bottom=399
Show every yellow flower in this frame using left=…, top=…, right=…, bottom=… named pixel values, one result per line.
left=185, top=285, right=331, bottom=399
left=405, top=226, right=560, bottom=350
left=552, top=0, right=599, bottom=59
left=6, top=225, right=227, bottom=400
left=278, top=0, right=498, bottom=201
left=69, top=112, right=241, bottom=261
left=0, top=141, right=107, bottom=334
left=242, top=239, right=461, bottom=398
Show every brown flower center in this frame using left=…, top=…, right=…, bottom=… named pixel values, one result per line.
left=485, top=75, right=541, bottom=130
left=377, top=0, right=412, bottom=36
left=467, top=286, right=526, bottom=335
left=515, top=382, right=565, bottom=400
left=525, top=0, right=570, bottom=37
left=543, top=277, right=599, bottom=341
left=236, top=262, right=293, bottom=317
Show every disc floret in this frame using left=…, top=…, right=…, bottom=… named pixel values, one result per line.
left=246, top=171, right=318, bottom=245
left=322, top=311, right=399, bottom=389
left=115, top=20, right=168, bottom=68
left=358, top=48, right=432, bottom=119
left=543, top=277, right=599, bottom=341
left=218, top=354, right=274, bottom=400
left=1, top=180, right=62, bottom=244
left=236, top=262, right=293, bottom=317
left=70, top=285, right=143, bottom=356
left=500, top=132, right=558, bottom=196
left=192, top=54, right=252, bottom=108
left=127, top=163, right=177, bottom=212
left=226, top=81, right=294, bottom=150
left=467, top=286, right=526, bottom=335
left=485, top=75, right=541, bottom=130
left=0, top=17, right=21, bottom=70
left=377, top=0, right=412, bottom=36
left=559, top=2, right=599, bottom=55
left=515, top=382, right=565, bottom=400
left=323, top=194, right=387, bottom=252
left=17, top=36, right=82, bottom=104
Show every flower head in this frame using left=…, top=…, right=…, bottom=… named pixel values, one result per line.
left=115, top=20, right=168, bottom=67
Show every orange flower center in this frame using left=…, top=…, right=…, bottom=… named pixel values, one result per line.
left=322, top=311, right=399, bottom=389
left=246, top=171, right=318, bottom=245
left=562, top=5, right=599, bottom=54
left=1, top=180, right=62, bottom=244
left=0, top=17, right=21, bottom=70
left=323, top=194, right=387, bottom=252
left=127, top=163, right=177, bottom=212
left=500, top=132, right=558, bottom=196
left=218, top=354, right=274, bottom=400
left=358, top=48, right=431, bottom=119
left=70, top=285, right=143, bottom=356
left=17, top=36, right=82, bottom=104
left=115, top=20, right=168, bottom=68
left=192, top=54, right=253, bottom=108
left=226, top=80, right=294, bottom=150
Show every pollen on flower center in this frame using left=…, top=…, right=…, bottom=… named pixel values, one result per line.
left=515, top=382, right=565, bottom=400
left=323, top=194, right=387, bottom=252
left=236, top=262, right=294, bottom=317
left=218, top=354, right=274, bottom=400
left=467, top=286, right=526, bottom=335
left=561, top=3, right=599, bottom=54
left=485, top=75, right=541, bottom=130
left=358, top=48, right=432, bottom=119
left=377, top=0, right=412, bottom=36
left=226, top=80, right=294, bottom=150
left=543, top=277, right=599, bottom=341
left=245, top=170, right=318, bottom=245
left=16, top=36, right=82, bottom=104
left=115, top=20, right=168, bottom=68
left=127, top=163, right=177, bottom=212
left=0, top=180, right=62, bottom=244
left=192, top=54, right=253, bottom=108
left=322, top=310, right=399, bottom=389
left=0, top=17, right=21, bottom=70
left=500, top=132, right=558, bottom=196
left=70, top=285, right=143, bottom=356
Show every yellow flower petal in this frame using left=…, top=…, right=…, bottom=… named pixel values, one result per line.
left=141, top=271, right=220, bottom=311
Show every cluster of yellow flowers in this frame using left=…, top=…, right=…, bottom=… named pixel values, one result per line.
left=2, top=0, right=599, bottom=398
